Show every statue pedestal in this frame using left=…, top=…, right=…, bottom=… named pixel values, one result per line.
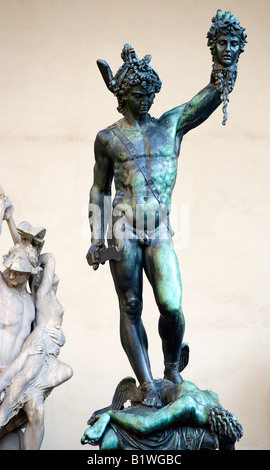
left=82, top=378, right=242, bottom=451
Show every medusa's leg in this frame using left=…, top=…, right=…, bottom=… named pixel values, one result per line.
left=81, top=413, right=111, bottom=446
left=108, top=393, right=210, bottom=436
left=100, top=428, right=120, bottom=449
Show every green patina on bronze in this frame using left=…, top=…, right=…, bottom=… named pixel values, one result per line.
left=82, top=379, right=243, bottom=450
left=84, top=10, right=246, bottom=450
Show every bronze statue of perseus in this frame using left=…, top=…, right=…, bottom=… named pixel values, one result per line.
left=86, top=10, right=247, bottom=409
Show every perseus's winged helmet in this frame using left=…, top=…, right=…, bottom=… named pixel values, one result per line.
left=96, top=43, right=161, bottom=96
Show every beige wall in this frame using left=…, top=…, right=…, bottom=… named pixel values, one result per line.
left=0, top=0, right=269, bottom=450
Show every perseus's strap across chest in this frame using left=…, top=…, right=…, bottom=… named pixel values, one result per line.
left=109, top=123, right=174, bottom=237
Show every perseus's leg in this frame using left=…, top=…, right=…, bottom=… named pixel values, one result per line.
left=109, top=237, right=152, bottom=385
left=144, top=235, right=185, bottom=384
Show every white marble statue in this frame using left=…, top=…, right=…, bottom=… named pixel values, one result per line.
left=0, top=190, right=73, bottom=450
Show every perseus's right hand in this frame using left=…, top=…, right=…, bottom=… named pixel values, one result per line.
left=86, top=241, right=105, bottom=270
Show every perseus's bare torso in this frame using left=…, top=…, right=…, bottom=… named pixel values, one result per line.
left=107, top=116, right=182, bottom=229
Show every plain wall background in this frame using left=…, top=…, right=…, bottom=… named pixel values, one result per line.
left=0, top=0, right=269, bottom=450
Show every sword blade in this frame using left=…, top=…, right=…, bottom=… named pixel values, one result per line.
left=97, top=247, right=122, bottom=263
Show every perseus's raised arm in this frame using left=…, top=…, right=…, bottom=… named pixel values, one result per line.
left=177, top=84, right=221, bottom=136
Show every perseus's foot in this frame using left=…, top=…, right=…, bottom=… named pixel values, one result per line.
left=81, top=413, right=110, bottom=445
left=140, top=381, right=163, bottom=408
left=164, top=362, right=183, bottom=384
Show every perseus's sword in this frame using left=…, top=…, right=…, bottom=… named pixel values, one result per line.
left=87, top=246, right=123, bottom=270
left=96, top=246, right=122, bottom=264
